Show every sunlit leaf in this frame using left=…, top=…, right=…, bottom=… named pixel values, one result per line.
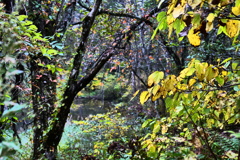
left=188, top=0, right=202, bottom=9
left=172, top=4, right=185, bottom=18
left=232, top=62, right=238, bottom=70
left=206, top=65, right=219, bottom=82
left=148, top=71, right=164, bottom=87
left=153, top=121, right=161, bottom=133
left=140, top=91, right=150, bottom=104
left=206, top=13, right=215, bottom=22
left=195, top=62, right=208, bottom=81
left=225, top=151, right=238, bottom=159
left=226, top=20, right=240, bottom=38
left=167, top=0, right=178, bottom=14
left=186, top=68, right=196, bottom=76
left=47, top=49, right=58, bottom=55
left=17, top=15, right=28, bottom=21
left=167, top=14, right=175, bottom=25
left=220, top=57, right=232, bottom=65
left=189, top=78, right=196, bottom=86
left=187, top=28, right=201, bottom=46
left=130, top=90, right=140, bottom=101
left=161, top=124, right=168, bottom=134
left=232, top=6, right=240, bottom=16
left=173, top=19, right=186, bottom=35
left=152, top=85, right=160, bottom=96
left=206, top=22, right=213, bottom=32
left=192, top=13, right=201, bottom=27
left=142, top=119, right=152, bottom=128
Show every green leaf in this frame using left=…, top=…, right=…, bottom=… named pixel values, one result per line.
left=220, top=57, right=232, bottom=65
left=232, top=62, right=238, bottom=70
left=142, top=119, right=152, bottom=128
left=233, top=85, right=240, bottom=91
left=151, top=28, right=159, bottom=39
left=157, top=11, right=167, bottom=30
left=56, top=67, right=64, bottom=72
left=47, top=49, right=58, bottom=55
left=192, top=13, right=201, bottom=27
left=173, top=19, right=185, bottom=35
left=40, top=47, right=47, bottom=54
left=17, top=15, right=28, bottom=21
left=152, top=121, right=161, bottom=133
left=157, top=11, right=167, bottom=22
left=23, top=20, right=33, bottom=26
left=29, top=25, right=38, bottom=31
left=216, top=76, right=224, bottom=86
left=1, top=103, right=25, bottom=120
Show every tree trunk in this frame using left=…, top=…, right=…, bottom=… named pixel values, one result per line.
left=27, top=1, right=57, bottom=159
left=26, top=0, right=162, bottom=158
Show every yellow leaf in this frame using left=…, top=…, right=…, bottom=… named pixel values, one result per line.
left=179, top=68, right=189, bottom=79
left=167, top=14, right=175, bottom=25
left=186, top=68, right=196, bottom=76
left=206, top=13, right=215, bottom=22
left=151, top=91, right=162, bottom=101
left=225, top=151, right=238, bottom=159
left=167, top=0, right=178, bottom=14
left=232, top=6, right=240, bottom=16
left=140, top=91, right=150, bottom=104
left=148, top=144, right=156, bottom=153
left=148, top=71, right=164, bottom=87
left=206, top=65, right=219, bottom=82
left=217, top=90, right=227, bottom=98
left=195, top=62, right=208, bottom=81
left=161, top=125, right=168, bottom=134
left=221, top=70, right=228, bottom=76
left=187, top=28, right=201, bottom=46
left=220, top=0, right=233, bottom=6
left=181, top=0, right=187, bottom=6
left=168, top=75, right=177, bottom=90
left=172, top=4, right=185, bottom=18
left=220, top=57, right=232, bottom=65
left=130, top=90, right=140, bottom=101
left=188, top=0, right=202, bottom=9
left=168, top=24, right=174, bottom=38
left=189, top=78, right=196, bottom=86
left=226, top=20, right=240, bottom=38
left=152, top=85, right=160, bottom=96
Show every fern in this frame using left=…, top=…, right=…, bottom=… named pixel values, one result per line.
left=209, top=131, right=240, bottom=155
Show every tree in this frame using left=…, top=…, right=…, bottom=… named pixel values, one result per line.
left=1, top=0, right=239, bottom=159
left=1, top=0, right=170, bottom=159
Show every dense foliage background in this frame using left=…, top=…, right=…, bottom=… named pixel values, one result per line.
left=0, top=0, right=239, bottom=159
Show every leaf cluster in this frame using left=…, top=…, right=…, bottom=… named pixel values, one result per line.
left=139, top=58, right=240, bottom=159
left=154, top=0, right=240, bottom=46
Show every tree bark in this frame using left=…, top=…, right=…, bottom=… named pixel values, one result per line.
left=27, top=0, right=57, bottom=159
left=2, top=0, right=15, bottom=13
left=26, top=0, right=166, bottom=158
left=41, top=0, right=102, bottom=159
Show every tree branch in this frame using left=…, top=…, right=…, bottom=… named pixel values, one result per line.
left=43, top=0, right=103, bottom=150
left=44, top=0, right=169, bottom=151
left=77, top=0, right=169, bottom=27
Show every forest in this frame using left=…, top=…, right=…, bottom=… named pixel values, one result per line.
left=0, top=0, right=239, bottom=159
